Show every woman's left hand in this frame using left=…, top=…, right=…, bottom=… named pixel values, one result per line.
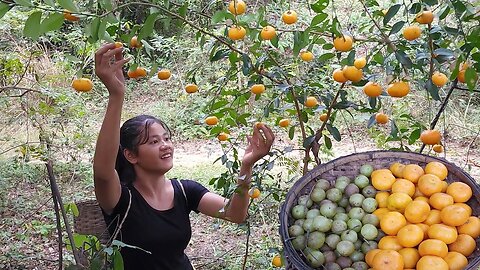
left=242, top=123, right=275, bottom=167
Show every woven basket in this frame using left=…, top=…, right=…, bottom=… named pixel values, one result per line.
left=279, top=150, right=480, bottom=270
left=74, top=200, right=110, bottom=245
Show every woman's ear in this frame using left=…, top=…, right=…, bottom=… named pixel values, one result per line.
left=123, top=149, right=137, bottom=164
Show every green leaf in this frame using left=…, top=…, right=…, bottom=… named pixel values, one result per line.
left=408, top=128, right=421, bottom=144
left=44, top=0, right=55, bottom=6
left=288, top=126, right=295, bottom=140
left=241, top=54, right=252, bottom=75
left=14, top=0, right=31, bottom=6
left=0, top=3, right=12, bottom=20
left=311, top=13, right=328, bottom=27
left=90, top=17, right=100, bottom=41
left=433, top=48, right=454, bottom=58
left=423, top=0, right=438, bottom=6
left=113, top=250, right=124, bottom=270
left=390, top=121, right=399, bottom=138
left=40, top=13, right=64, bottom=33
left=210, top=49, right=230, bottom=62
left=23, top=11, right=42, bottom=40
left=425, top=80, right=440, bottom=101
left=395, top=50, right=413, bottom=68
left=303, top=135, right=316, bottom=148
left=317, top=53, right=335, bottom=62
left=465, top=67, right=478, bottom=90
left=389, top=21, right=405, bottom=36
left=310, top=0, right=329, bottom=13
left=409, top=3, right=422, bottom=14
left=326, top=124, right=341, bottom=141
left=178, top=3, right=188, bottom=18
left=57, top=0, right=78, bottom=12
left=211, top=100, right=229, bottom=110
left=438, top=5, right=450, bottom=20
left=383, top=4, right=401, bottom=26
left=293, top=31, right=305, bottom=57
left=138, top=13, right=159, bottom=41
left=367, top=114, right=376, bottom=128
left=331, top=17, right=341, bottom=37
left=211, top=10, right=228, bottom=24
left=324, top=135, right=332, bottom=149
left=369, top=97, right=377, bottom=109
left=373, top=52, right=384, bottom=64
left=99, top=0, right=113, bottom=11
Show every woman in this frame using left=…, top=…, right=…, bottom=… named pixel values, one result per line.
left=93, top=43, right=275, bottom=269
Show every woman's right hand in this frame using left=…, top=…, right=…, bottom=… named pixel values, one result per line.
left=94, top=43, right=130, bottom=96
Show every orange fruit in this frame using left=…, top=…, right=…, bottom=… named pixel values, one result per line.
left=457, top=216, right=480, bottom=238
left=448, top=234, right=476, bottom=256
left=433, top=144, right=444, bottom=153
left=371, top=249, right=404, bottom=270
left=332, top=68, right=348, bottom=83
left=278, top=119, right=290, bottom=128
left=416, top=255, right=448, bottom=270
left=454, top=203, right=472, bottom=216
left=228, top=0, right=246, bottom=15
left=425, top=161, right=448, bottom=180
left=420, top=129, right=442, bottom=145
left=319, top=113, right=328, bottom=122
left=363, top=82, right=383, bottom=97
left=136, top=67, right=147, bottom=78
left=342, top=65, right=363, bottom=82
left=114, top=42, right=123, bottom=48
left=418, top=174, right=443, bottom=196
left=416, top=10, right=434, bottom=24
left=402, top=164, right=424, bottom=183
left=380, top=211, right=407, bottom=235
left=387, top=192, right=412, bottom=213
left=417, top=223, right=430, bottom=239
left=414, top=196, right=429, bottom=203
left=444, top=251, right=468, bottom=270
left=397, top=224, right=424, bottom=247
left=440, top=181, right=448, bottom=192
left=398, top=248, right=420, bottom=269
left=228, top=26, right=246, bottom=40
left=373, top=208, right=390, bottom=220
left=378, top=236, right=403, bottom=251
left=260, top=25, right=276, bottom=40
left=446, top=182, right=472, bottom=203
left=130, top=36, right=142, bottom=48
left=217, top=132, right=229, bottom=141
left=300, top=51, right=314, bottom=61
left=403, top=25, right=422, bottom=41
left=375, top=113, right=389, bottom=124
left=304, top=96, right=318, bottom=107
left=404, top=200, right=431, bottom=223
left=440, top=204, right=470, bottom=226
left=457, top=69, right=466, bottom=83
left=427, top=223, right=458, bottom=244
left=271, top=254, right=282, bottom=267
left=429, top=192, right=454, bottom=210
left=371, top=169, right=396, bottom=190
left=157, top=69, right=171, bottom=80
left=418, top=239, right=448, bottom=257
left=375, top=191, right=390, bottom=208
left=282, top=10, right=297, bottom=24
left=413, top=187, right=426, bottom=198
left=205, top=116, right=219, bottom=126
left=389, top=162, right=405, bottom=178
left=391, top=178, right=415, bottom=197
left=423, top=209, right=442, bottom=225
left=333, top=35, right=353, bottom=52
left=432, top=72, right=448, bottom=87
left=366, top=249, right=381, bottom=267
left=251, top=84, right=265, bottom=95
left=63, top=10, right=79, bottom=21
left=354, top=57, right=367, bottom=69
left=249, top=187, right=261, bottom=198
left=185, top=83, right=199, bottom=93
left=71, top=78, right=93, bottom=92
left=387, top=81, right=410, bottom=98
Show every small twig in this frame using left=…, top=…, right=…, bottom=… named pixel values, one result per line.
left=241, top=222, right=251, bottom=270
left=454, top=85, right=480, bottom=93
left=340, top=110, right=357, bottom=153
left=0, top=86, right=42, bottom=95
left=463, top=130, right=479, bottom=170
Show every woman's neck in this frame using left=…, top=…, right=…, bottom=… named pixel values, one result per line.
left=133, top=170, right=168, bottom=197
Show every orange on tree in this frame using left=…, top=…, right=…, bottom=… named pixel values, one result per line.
left=427, top=223, right=458, bottom=244
left=281, top=10, right=297, bottom=24
left=63, top=10, right=79, bottom=21
left=386, top=192, right=412, bottom=213
left=375, top=191, right=390, bottom=208
left=391, top=178, right=415, bottom=197
left=333, top=35, right=353, bottom=52
left=398, top=248, right=420, bottom=269
left=300, top=51, right=314, bottom=61
left=71, top=78, right=93, bottom=92
left=387, top=81, right=410, bottom=97
left=271, top=254, right=282, bottom=267
left=397, top=224, right=424, bottom=247
left=457, top=216, right=480, bottom=238
left=319, top=113, right=328, bottom=122
left=416, top=10, right=434, bottom=24
left=429, top=192, right=454, bottom=210
left=417, top=173, right=443, bottom=196
left=250, top=84, right=265, bottom=95
left=444, top=252, right=468, bottom=270
left=371, top=249, right=404, bottom=270
left=185, top=83, right=199, bottom=93
left=278, top=119, right=290, bottom=127
left=416, top=255, right=449, bottom=270
left=128, top=67, right=147, bottom=79
left=418, top=239, right=449, bottom=257
left=365, top=248, right=381, bottom=267
left=380, top=211, right=407, bottom=235
left=378, top=236, right=403, bottom=251
left=371, top=169, right=395, bottom=190
left=332, top=68, right=348, bottom=83
left=403, top=25, right=422, bottom=41
left=363, top=82, right=383, bottom=97
left=354, top=57, right=367, bottom=69
left=432, top=72, right=448, bottom=87
left=228, top=0, right=246, bottom=15
left=342, top=65, right=363, bottom=82
left=446, top=182, right=472, bottom=203
left=375, top=113, right=388, bottom=124
left=423, top=209, right=442, bottom=225
left=260, top=25, right=276, bottom=40
left=249, top=187, right=260, bottom=199
left=440, top=204, right=470, bottom=226
left=389, top=162, right=405, bottom=178
left=217, top=132, right=229, bottom=141
left=130, top=36, right=142, bottom=48
left=420, top=129, right=442, bottom=145
left=433, top=144, right=444, bottom=153
left=228, top=26, right=246, bottom=40
left=157, top=69, right=171, bottom=80
left=457, top=69, right=466, bottom=83
left=304, top=96, right=318, bottom=108
left=205, top=116, right=219, bottom=126
left=448, top=234, right=476, bottom=257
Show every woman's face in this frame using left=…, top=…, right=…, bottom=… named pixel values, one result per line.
left=133, top=122, right=174, bottom=174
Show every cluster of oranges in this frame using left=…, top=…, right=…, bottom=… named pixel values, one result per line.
left=366, top=161, right=478, bottom=270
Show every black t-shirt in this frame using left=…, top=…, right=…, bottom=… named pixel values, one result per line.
left=102, top=179, right=209, bottom=270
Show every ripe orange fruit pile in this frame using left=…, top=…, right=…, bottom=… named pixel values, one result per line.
left=367, top=161, right=477, bottom=270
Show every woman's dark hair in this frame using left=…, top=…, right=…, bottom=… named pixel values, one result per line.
left=115, top=114, right=171, bottom=185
